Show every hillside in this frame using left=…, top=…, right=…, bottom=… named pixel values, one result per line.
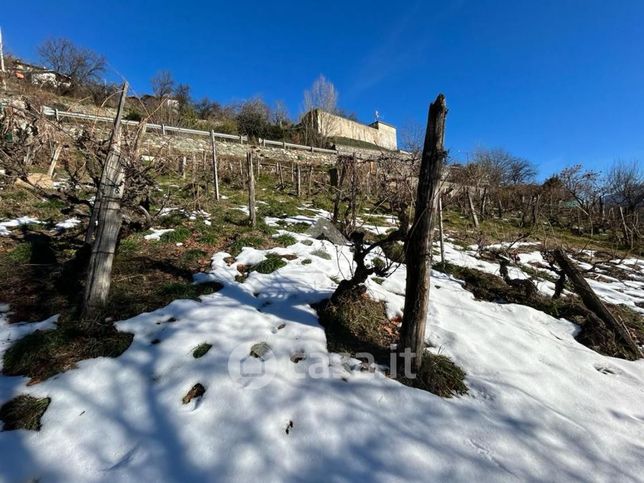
left=0, top=81, right=643, bottom=482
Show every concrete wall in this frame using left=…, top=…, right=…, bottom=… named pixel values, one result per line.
left=308, top=110, right=398, bottom=150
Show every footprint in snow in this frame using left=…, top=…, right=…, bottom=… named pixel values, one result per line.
left=271, top=322, right=287, bottom=334
left=594, top=364, right=622, bottom=375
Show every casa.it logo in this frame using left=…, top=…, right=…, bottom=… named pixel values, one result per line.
left=227, top=342, right=277, bottom=389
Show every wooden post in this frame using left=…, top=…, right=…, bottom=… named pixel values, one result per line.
left=180, top=156, right=187, bottom=179
left=84, top=83, right=128, bottom=245
left=399, top=94, right=448, bottom=372
left=619, top=206, right=632, bottom=248
left=307, top=164, right=313, bottom=197
left=467, top=188, right=480, bottom=228
left=296, top=164, right=302, bottom=198
left=46, top=143, right=63, bottom=178
left=277, top=162, right=284, bottom=188
left=438, top=195, right=445, bottom=265
left=551, top=248, right=642, bottom=359
left=210, top=131, right=220, bottom=201
left=82, top=82, right=130, bottom=321
left=331, top=160, right=345, bottom=224
left=247, top=152, right=256, bottom=227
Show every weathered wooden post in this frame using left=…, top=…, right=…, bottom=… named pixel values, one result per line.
left=46, top=143, right=63, bottom=178
left=180, top=156, right=187, bottom=179
left=210, top=130, right=220, bottom=201
left=296, top=163, right=302, bottom=198
left=247, top=152, right=256, bottom=227
left=551, top=248, right=642, bottom=358
left=466, top=188, right=479, bottom=228
left=307, top=164, right=313, bottom=197
left=399, top=94, right=448, bottom=372
left=438, top=195, right=445, bottom=265
left=82, top=82, right=130, bottom=322
left=277, top=162, right=284, bottom=188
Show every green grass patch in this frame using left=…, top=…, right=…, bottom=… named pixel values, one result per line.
left=250, top=253, right=287, bottom=274
left=315, top=288, right=395, bottom=364
left=2, top=327, right=133, bottom=383
left=228, top=235, right=268, bottom=257
left=274, top=234, right=297, bottom=247
left=0, top=395, right=51, bottom=431
left=160, top=227, right=191, bottom=243
left=182, top=249, right=207, bottom=264
left=287, top=222, right=311, bottom=233
left=158, top=281, right=221, bottom=300
left=159, top=211, right=186, bottom=228
left=192, top=343, right=212, bottom=359
left=399, top=353, right=468, bottom=398
left=7, top=243, right=32, bottom=263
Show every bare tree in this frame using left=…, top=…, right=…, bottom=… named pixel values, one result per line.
left=237, top=97, right=270, bottom=140
left=399, top=120, right=425, bottom=155
left=606, top=160, right=643, bottom=214
left=272, top=100, right=290, bottom=127
left=38, top=38, right=106, bottom=86
left=302, top=75, right=339, bottom=146
left=151, top=70, right=175, bottom=98
left=558, top=164, right=601, bottom=235
left=303, top=74, right=338, bottom=113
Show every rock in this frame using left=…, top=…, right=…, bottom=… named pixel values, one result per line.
left=290, top=352, right=306, bottom=363
left=305, top=219, right=348, bottom=245
left=182, top=383, right=206, bottom=404
left=15, top=173, right=54, bottom=190
left=250, top=342, right=272, bottom=360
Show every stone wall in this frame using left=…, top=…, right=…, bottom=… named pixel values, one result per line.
left=59, top=119, right=407, bottom=166
left=305, top=109, right=398, bottom=150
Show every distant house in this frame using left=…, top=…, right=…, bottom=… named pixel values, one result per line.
left=133, top=94, right=180, bottom=114
left=9, top=60, right=72, bottom=89
left=301, top=109, right=398, bottom=150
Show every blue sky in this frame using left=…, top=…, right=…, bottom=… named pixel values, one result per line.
left=2, top=0, right=643, bottom=178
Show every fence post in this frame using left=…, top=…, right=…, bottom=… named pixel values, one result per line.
left=296, top=163, right=302, bottom=197
left=399, top=94, right=448, bottom=373
left=55, top=108, right=60, bottom=122
left=161, top=124, right=166, bottom=136
left=46, top=143, right=63, bottom=178
left=247, top=152, right=256, bottom=227
left=210, top=130, right=220, bottom=201
left=438, top=195, right=445, bottom=265
left=277, top=162, right=284, bottom=188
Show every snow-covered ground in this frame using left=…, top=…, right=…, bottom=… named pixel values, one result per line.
left=0, top=216, right=41, bottom=236
left=1, top=224, right=643, bottom=482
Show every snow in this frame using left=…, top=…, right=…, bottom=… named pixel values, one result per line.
left=0, top=216, right=41, bottom=236
left=54, top=218, right=81, bottom=231
left=1, top=226, right=643, bottom=481
left=144, top=228, right=175, bottom=241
